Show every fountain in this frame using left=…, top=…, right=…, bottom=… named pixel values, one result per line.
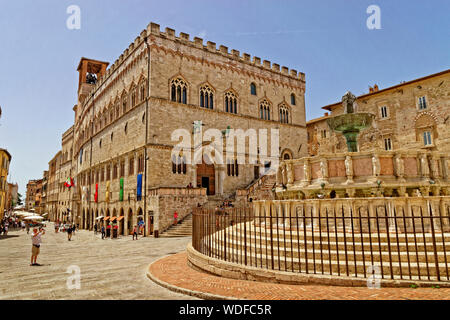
left=326, top=91, right=375, bottom=152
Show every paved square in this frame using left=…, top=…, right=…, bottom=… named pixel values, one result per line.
left=0, top=223, right=197, bottom=300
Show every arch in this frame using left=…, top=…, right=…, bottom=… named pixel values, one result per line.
left=199, top=82, right=215, bottom=109
left=224, top=90, right=238, bottom=114
left=169, top=75, right=188, bottom=104
left=250, top=82, right=257, bottom=95
left=281, top=148, right=293, bottom=160
left=259, top=98, right=272, bottom=120
left=127, top=208, right=134, bottom=235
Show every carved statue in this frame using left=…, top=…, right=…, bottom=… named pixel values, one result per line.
left=320, top=159, right=328, bottom=179
left=395, top=155, right=404, bottom=177
left=421, top=155, right=430, bottom=177
left=286, top=163, right=294, bottom=185
left=276, top=164, right=283, bottom=187
left=430, top=157, right=440, bottom=179
left=372, top=155, right=381, bottom=176
left=280, top=162, right=287, bottom=186
left=345, top=156, right=353, bottom=177
left=342, top=91, right=357, bottom=114
left=303, top=161, right=310, bottom=183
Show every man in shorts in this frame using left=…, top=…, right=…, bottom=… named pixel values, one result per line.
left=31, top=227, right=45, bottom=266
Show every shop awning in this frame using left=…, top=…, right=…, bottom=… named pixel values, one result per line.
left=104, top=216, right=110, bottom=221
left=117, top=216, right=124, bottom=221
left=110, top=217, right=117, bottom=222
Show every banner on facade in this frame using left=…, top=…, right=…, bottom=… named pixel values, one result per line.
left=137, top=174, right=142, bottom=201
left=119, top=178, right=124, bottom=201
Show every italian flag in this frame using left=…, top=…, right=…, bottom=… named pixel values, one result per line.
left=64, top=177, right=74, bottom=188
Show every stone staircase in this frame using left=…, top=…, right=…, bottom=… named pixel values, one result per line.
left=159, top=214, right=193, bottom=238
left=235, top=174, right=277, bottom=205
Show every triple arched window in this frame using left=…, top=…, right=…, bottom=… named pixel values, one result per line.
left=172, top=154, right=187, bottom=174
left=170, top=78, right=188, bottom=104
left=224, top=91, right=237, bottom=114
left=260, top=99, right=271, bottom=120
left=279, top=104, right=290, bottom=124
left=200, top=84, right=214, bottom=109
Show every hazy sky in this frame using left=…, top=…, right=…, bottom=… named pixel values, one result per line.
left=0, top=0, right=448, bottom=195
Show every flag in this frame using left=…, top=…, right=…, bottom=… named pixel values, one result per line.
left=119, top=178, right=124, bottom=201
left=64, top=177, right=74, bottom=188
left=137, top=174, right=142, bottom=201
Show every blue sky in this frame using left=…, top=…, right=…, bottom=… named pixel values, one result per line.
left=0, top=0, right=448, bottom=195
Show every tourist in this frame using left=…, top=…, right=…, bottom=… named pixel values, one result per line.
left=26, top=222, right=30, bottom=234
left=67, top=224, right=73, bottom=241
left=101, top=225, right=105, bottom=239
left=94, top=223, right=98, bottom=235
left=3, top=223, right=8, bottom=236
left=173, top=211, right=178, bottom=225
left=132, top=225, right=138, bottom=240
left=21, top=221, right=25, bottom=231
left=54, top=221, right=59, bottom=233
left=30, top=227, right=45, bottom=266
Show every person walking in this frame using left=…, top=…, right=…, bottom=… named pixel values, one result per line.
left=132, top=225, right=138, bottom=240
left=30, top=227, right=45, bottom=266
left=173, top=211, right=178, bottom=226
left=26, top=222, right=30, bottom=234
left=67, top=224, right=73, bottom=241
left=101, top=225, right=105, bottom=239
left=94, top=223, right=98, bottom=235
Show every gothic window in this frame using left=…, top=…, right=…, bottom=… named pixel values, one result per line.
left=291, top=93, right=296, bottom=105
left=122, top=96, right=127, bottom=114
left=129, top=156, right=134, bottom=176
left=279, top=104, right=290, bottom=124
left=224, top=91, right=238, bottom=114
left=140, top=83, right=146, bottom=102
left=137, top=154, right=144, bottom=173
left=170, top=77, right=188, bottom=104
left=172, top=154, right=187, bottom=174
left=115, top=103, right=120, bottom=119
left=227, top=159, right=239, bottom=177
left=113, top=162, right=118, bottom=179
left=131, top=89, right=136, bottom=107
left=259, top=99, right=271, bottom=120
left=250, top=83, right=257, bottom=95
left=199, top=84, right=214, bottom=109
left=120, top=160, right=125, bottom=177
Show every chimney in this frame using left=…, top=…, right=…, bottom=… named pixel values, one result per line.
left=373, top=84, right=379, bottom=92
left=324, top=112, right=329, bottom=117
left=369, top=86, right=374, bottom=93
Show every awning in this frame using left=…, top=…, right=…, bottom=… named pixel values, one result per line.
left=110, top=217, right=117, bottom=222
left=117, top=216, right=124, bottom=221
left=104, top=216, right=110, bottom=221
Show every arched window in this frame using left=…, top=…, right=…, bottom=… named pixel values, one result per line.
left=131, top=88, right=136, bottom=107
left=260, top=99, right=271, bottom=120
left=172, top=154, right=187, bottom=174
left=115, top=103, right=119, bottom=119
left=279, top=104, right=290, bottom=124
left=290, top=94, right=296, bottom=105
left=140, top=83, right=146, bottom=102
left=122, top=94, right=127, bottom=114
left=199, top=84, right=214, bottom=109
left=170, top=77, right=188, bottom=104
left=224, top=91, right=238, bottom=114
left=250, top=83, right=257, bottom=95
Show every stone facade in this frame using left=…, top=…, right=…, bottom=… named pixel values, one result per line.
left=46, top=151, right=61, bottom=221
left=25, top=178, right=43, bottom=213
left=307, top=69, right=450, bottom=155
left=0, top=148, right=11, bottom=219
left=44, top=22, right=308, bottom=236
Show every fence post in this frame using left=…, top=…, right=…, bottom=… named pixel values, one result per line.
left=428, top=200, right=441, bottom=281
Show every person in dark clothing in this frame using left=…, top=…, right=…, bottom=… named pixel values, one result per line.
left=67, top=224, right=73, bottom=241
left=101, top=225, right=105, bottom=239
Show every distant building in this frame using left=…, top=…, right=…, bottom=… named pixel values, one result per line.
left=0, top=148, right=12, bottom=219
left=26, top=179, right=44, bottom=213
left=307, top=69, right=450, bottom=155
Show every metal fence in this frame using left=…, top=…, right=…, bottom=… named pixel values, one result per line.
left=192, top=200, right=450, bottom=282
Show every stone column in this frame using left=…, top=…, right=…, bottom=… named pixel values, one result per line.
left=218, top=165, right=225, bottom=195
left=191, top=164, right=197, bottom=187
left=214, top=166, right=219, bottom=195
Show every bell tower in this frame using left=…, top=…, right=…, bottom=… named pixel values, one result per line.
left=76, top=57, right=109, bottom=104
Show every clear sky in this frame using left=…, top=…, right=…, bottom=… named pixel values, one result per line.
left=0, top=0, right=449, bottom=195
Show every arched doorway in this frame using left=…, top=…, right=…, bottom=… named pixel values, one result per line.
left=119, top=208, right=125, bottom=235
left=137, top=207, right=143, bottom=235
left=127, top=208, right=133, bottom=235
left=196, top=156, right=215, bottom=195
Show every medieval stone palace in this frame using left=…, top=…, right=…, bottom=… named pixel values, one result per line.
left=33, top=22, right=449, bottom=239
left=41, top=22, right=308, bottom=236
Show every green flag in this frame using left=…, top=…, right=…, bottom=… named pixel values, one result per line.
left=119, top=178, right=124, bottom=201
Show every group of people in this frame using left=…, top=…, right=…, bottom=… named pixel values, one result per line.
left=53, top=220, right=77, bottom=241
left=1, top=217, right=31, bottom=235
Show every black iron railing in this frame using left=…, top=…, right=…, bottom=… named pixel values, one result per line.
left=192, top=199, right=450, bottom=282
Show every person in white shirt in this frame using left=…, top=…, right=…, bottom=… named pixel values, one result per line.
left=31, top=227, right=45, bottom=266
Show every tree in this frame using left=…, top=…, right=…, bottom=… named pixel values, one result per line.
left=17, top=193, right=23, bottom=206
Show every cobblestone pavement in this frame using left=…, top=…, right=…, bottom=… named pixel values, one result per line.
left=0, top=223, right=197, bottom=300
left=149, top=252, right=450, bottom=300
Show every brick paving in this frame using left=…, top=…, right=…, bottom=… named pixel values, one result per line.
left=149, top=252, right=450, bottom=300
left=0, top=223, right=197, bottom=300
